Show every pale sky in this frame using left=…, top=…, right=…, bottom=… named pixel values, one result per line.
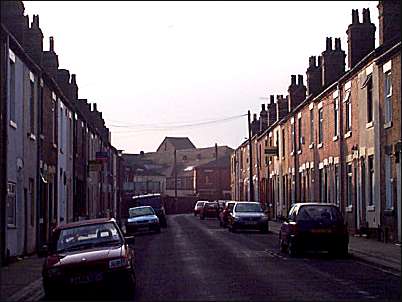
left=23, top=1, right=379, bottom=153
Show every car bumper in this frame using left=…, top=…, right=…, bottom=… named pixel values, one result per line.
left=233, top=220, right=268, bottom=229
left=291, top=233, right=349, bottom=251
left=126, top=222, right=160, bottom=233
left=43, top=266, right=133, bottom=294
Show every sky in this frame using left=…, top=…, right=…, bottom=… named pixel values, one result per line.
left=23, top=1, right=379, bottom=154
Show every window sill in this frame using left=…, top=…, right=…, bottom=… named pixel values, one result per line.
left=317, top=143, right=323, bottom=149
left=9, top=120, right=17, bottom=129
left=345, top=206, right=353, bottom=213
left=309, top=143, right=314, bottom=149
left=7, top=224, right=17, bottom=229
left=384, top=121, right=392, bottom=129
left=367, top=205, right=375, bottom=212
left=333, top=135, right=339, bottom=142
left=39, top=134, right=45, bottom=140
left=28, top=133, right=36, bottom=141
left=384, top=208, right=394, bottom=216
left=366, top=121, right=374, bottom=129
left=297, top=150, right=302, bottom=155
left=344, top=131, right=352, bottom=139
left=53, top=143, right=58, bottom=150
left=290, top=151, right=294, bottom=156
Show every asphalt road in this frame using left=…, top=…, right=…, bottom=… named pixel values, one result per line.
left=133, top=214, right=401, bottom=301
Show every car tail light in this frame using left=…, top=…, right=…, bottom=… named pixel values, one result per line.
left=289, top=223, right=298, bottom=234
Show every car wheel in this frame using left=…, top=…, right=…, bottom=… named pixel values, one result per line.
left=287, top=239, right=298, bottom=257
left=260, top=225, right=269, bottom=233
left=330, top=245, right=348, bottom=259
left=44, top=284, right=57, bottom=300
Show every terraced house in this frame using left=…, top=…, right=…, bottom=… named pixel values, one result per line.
left=231, top=0, right=401, bottom=243
left=0, top=1, right=123, bottom=264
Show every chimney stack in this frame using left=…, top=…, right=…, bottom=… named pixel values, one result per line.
left=24, top=14, right=44, bottom=65
left=0, top=1, right=28, bottom=46
left=288, top=74, right=307, bottom=111
left=321, top=37, right=346, bottom=87
left=378, top=0, right=401, bottom=46
left=42, top=36, right=59, bottom=77
left=276, top=95, right=289, bottom=122
left=267, top=95, right=277, bottom=126
left=251, top=113, right=260, bottom=136
left=306, top=55, right=322, bottom=96
left=347, top=8, right=376, bottom=69
left=259, top=104, right=268, bottom=133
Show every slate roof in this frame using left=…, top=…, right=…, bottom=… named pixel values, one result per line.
left=156, top=137, right=196, bottom=151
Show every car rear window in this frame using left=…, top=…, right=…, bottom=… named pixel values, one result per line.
left=55, top=222, right=122, bottom=253
left=235, top=203, right=263, bottom=212
left=297, top=206, right=342, bottom=223
left=129, top=207, right=155, bottom=217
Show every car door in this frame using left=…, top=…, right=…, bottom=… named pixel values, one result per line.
left=281, top=205, right=297, bottom=244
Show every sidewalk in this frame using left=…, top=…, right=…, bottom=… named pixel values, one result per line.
left=269, top=220, right=401, bottom=274
left=0, top=255, right=44, bottom=302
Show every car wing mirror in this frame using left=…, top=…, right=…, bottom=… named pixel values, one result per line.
left=124, top=236, right=135, bottom=245
left=38, top=245, right=48, bottom=257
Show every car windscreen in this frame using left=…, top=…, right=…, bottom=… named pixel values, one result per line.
left=296, top=206, right=343, bottom=224
left=235, top=203, right=263, bottom=212
left=206, top=203, right=218, bottom=208
left=129, top=207, right=155, bottom=217
left=134, top=196, right=162, bottom=209
left=196, top=202, right=205, bottom=207
left=55, top=222, right=122, bottom=253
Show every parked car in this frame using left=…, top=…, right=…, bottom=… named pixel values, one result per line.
left=126, top=206, right=161, bottom=234
left=217, top=200, right=227, bottom=211
left=278, top=203, right=349, bottom=257
left=194, top=200, right=207, bottom=216
left=227, top=202, right=269, bottom=233
left=131, top=194, right=167, bottom=227
left=41, top=218, right=135, bottom=299
left=218, top=201, right=236, bottom=227
left=200, top=201, right=219, bottom=220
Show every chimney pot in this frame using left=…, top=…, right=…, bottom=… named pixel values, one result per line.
left=326, top=37, right=332, bottom=50
left=309, top=56, right=316, bottom=67
left=93, top=103, right=97, bottom=112
left=335, top=38, right=341, bottom=50
left=49, top=36, right=54, bottom=52
left=297, top=75, right=303, bottom=85
left=261, top=104, right=266, bottom=111
left=71, top=74, right=76, bottom=84
left=352, top=9, right=360, bottom=24
left=270, top=95, right=275, bottom=104
left=291, top=75, right=296, bottom=85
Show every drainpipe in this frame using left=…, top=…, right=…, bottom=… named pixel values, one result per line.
left=248, top=111, right=254, bottom=201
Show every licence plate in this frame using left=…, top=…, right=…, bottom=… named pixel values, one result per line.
left=70, top=272, right=103, bottom=285
left=244, top=221, right=257, bottom=225
left=311, top=229, right=332, bottom=234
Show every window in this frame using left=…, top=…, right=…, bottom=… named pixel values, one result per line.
left=7, top=182, right=16, bottom=227
left=39, top=85, right=44, bottom=134
left=298, top=117, right=302, bottom=151
left=345, top=91, right=352, bottom=132
left=52, top=99, right=57, bottom=143
left=334, top=165, right=340, bottom=206
left=319, top=167, right=327, bottom=203
left=385, top=154, right=393, bottom=209
left=29, top=178, right=35, bottom=226
left=334, top=97, right=339, bottom=136
left=347, top=163, right=353, bottom=207
left=9, top=59, right=16, bottom=122
left=60, top=106, right=64, bottom=151
left=310, top=109, right=314, bottom=145
left=282, top=129, right=285, bottom=157
left=318, top=108, right=323, bottom=144
left=368, top=156, right=374, bottom=207
left=384, top=71, right=392, bottom=125
left=291, top=122, right=295, bottom=153
left=367, top=76, right=373, bottom=123
left=29, top=80, right=35, bottom=133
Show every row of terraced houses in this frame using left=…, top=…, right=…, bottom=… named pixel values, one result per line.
left=231, top=1, right=401, bottom=243
left=0, top=1, right=124, bottom=265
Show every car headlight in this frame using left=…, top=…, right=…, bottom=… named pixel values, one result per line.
left=47, top=267, right=62, bottom=277
left=152, top=218, right=159, bottom=223
left=260, top=215, right=269, bottom=221
left=109, top=258, right=128, bottom=269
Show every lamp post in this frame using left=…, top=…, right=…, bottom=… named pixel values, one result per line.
left=248, top=110, right=254, bottom=201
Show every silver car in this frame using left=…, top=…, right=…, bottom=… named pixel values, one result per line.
left=125, top=206, right=161, bottom=234
left=228, top=202, right=269, bottom=233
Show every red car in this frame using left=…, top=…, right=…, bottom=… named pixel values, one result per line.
left=218, top=201, right=236, bottom=227
left=41, top=218, right=136, bottom=299
left=200, top=201, right=219, bottom=219
left=194, top=200, right=207, bottom=216
left=279, top=203, right=349, bottom=257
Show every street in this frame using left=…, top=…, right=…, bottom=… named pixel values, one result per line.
left=133, top=214, right=400, bottom=301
